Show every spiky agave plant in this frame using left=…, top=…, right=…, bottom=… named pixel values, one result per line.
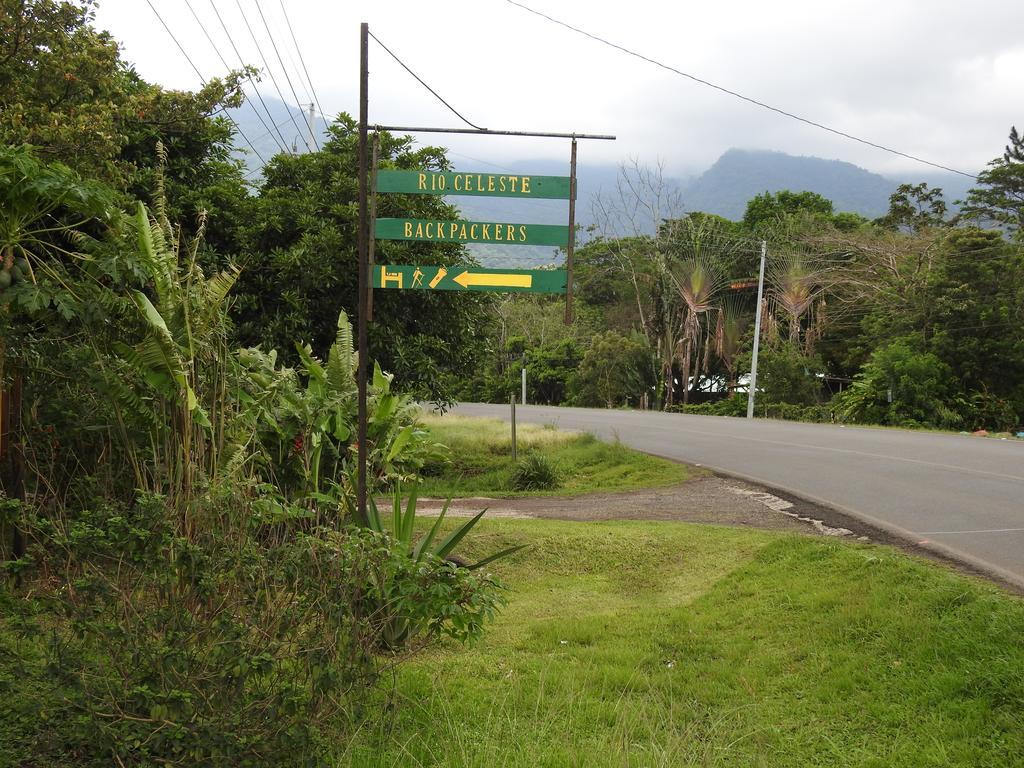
left=361, top=482, right=526, bottom=648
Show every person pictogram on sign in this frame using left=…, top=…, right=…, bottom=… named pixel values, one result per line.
left=412, top=267, right=425, bottom=287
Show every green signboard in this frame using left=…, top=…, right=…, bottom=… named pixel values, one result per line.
left=372, top=264, right=566, bottom=294
left=376, top=218, right=568, bottom=247
left=377, top=170, right=572, bottom=199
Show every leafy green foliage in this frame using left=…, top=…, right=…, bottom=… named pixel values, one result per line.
left=0, top=0, right=253, bottom=240
left=834, top=340, right=957, bottom=427
left=232, top=118, right=491, bottom=406
left=238, top=323, right=441, bottom=506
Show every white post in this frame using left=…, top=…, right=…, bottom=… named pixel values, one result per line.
left=510, top=394, right=517, bottom=461
left=747, top=239, right=767, bottom=419
left=305, top=103, right=316, bottom=153
left=521, top=362, right=527, bottom=406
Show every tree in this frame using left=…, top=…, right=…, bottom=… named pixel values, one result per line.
left=234, top=118, right=492, bottom=405
left=961, top=126, right=1024, bottom=236
left=742, top=190, right=834, bottom=230
left=525, top=339, right=581, bottom=405
left=875, top=183, right=948, bottom=233
left=662, top=215, right=741, bottom=404
left=744, top=339, right=823, bottom=405
left=715, top=295, right=749, bottom=394
left=923, top=228, right=1024, bottom=410
left=1, top=0, right=257, bottom=268
left=571, top=331, right=656, bottom=408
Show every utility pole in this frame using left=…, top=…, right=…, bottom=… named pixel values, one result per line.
left=356, top=23, right=369, bottom=523
left=305, top=102, right=316, bottom=153
left=747, top=239, right=767, bottom=419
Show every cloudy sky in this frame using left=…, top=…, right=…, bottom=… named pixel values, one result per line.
left=95, top=0, right=1021, bottom=178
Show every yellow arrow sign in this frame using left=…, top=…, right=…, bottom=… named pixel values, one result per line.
left=452, top=270, right=533, bottom=289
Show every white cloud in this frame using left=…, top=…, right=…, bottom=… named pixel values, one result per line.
left=94, top=0, right=1022, bottom=178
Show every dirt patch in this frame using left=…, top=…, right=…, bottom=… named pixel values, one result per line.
left=417, top=474, right=871, bottom=539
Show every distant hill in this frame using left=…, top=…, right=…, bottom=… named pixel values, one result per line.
left=680, top=148, right=974, bottom=221
left=227, top=96, right=330, bottom=178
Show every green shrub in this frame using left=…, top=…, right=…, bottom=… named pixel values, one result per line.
left=673, top=394, right=748, bottom=416
left=965, top=391, right=1019, bottom=432
left=834, top=340, right=958, bottom=428
left=2, top=492, right=503, bottom=766
left=761, top=402, right=835, bottom=422
left=510, top=453, right=561, bottom=491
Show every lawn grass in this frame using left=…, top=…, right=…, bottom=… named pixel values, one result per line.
left=341, top=519, right=1024, bottom=767
left=417, top=414, right=691, bottom=497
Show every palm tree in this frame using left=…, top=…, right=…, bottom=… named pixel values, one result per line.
left=715, top=295, right=749, bottom=395
left=768, top=250, right=825, bottom=345
left=663, top=217, right=734, bottom=404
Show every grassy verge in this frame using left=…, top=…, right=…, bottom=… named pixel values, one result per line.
left=417, top=414, right=691, bottom=497
left=342, top=519, right=1024, bottom=767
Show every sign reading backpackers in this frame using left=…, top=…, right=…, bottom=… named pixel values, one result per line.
left=376, top=218, right=568, bottom=247
left=373, top=168, right=572, bottom=295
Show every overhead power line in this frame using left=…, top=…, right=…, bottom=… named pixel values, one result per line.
left=505, top=0, right=979, bottom=180
left=143, top=0, right=267, bottom=166
left=368, top=31, right=486, bottom=131
left=234, top=0, right=309, bottom=152
left=207, top=0, right=293, bottom=154
left=277, top=0, right=329, bottom=125
left=182, top=0, right=287, bottom=155
left=251, top=0, right=319, bottom=151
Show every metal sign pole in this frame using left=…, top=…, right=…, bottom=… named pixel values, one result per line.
left=564, top=137, right=577, bottom=325
left=367, top=132, right=379, bottom=322
left=356, top=22, right=369, bottom=523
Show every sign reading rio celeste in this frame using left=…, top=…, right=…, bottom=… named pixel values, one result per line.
left=376, top=170, right=572, bottom=199
left=372, top=169, right=571, bottom=294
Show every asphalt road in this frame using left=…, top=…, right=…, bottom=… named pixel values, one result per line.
left=452, top=403, right=1024, bottom=589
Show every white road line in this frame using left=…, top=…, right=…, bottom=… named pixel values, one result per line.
left=919, top=527, right=1024, bottom=535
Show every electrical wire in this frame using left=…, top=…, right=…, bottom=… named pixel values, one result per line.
left=251, top=0, right=319, bottom=151
left=182, top=0, right=287, bottom=155
left=368, top=31, right=486, bottom=131
left=142, top=0, right=267, bottom=166
left=249, top=111, right=303, bottom=145
left=504, top=0, right=979, bottom=180
left=278, top=0, right=330, bottom=125
left=207, top=0, right=293, bottom=154
left=233, top=0, right=309, bottom=152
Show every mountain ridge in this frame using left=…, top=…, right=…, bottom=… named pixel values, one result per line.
left=228, top=98, right=978, bottom=262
